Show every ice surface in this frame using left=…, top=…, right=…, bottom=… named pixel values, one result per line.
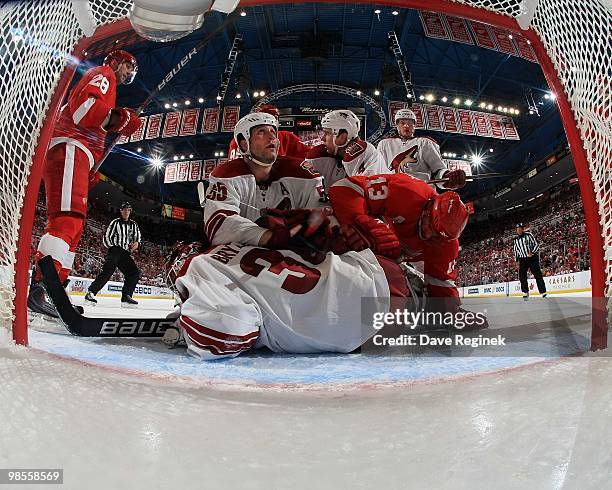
left=0, top=292, right=611, bottom=488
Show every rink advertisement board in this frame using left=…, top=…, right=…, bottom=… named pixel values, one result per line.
left=66, top=276, right=173, bottom=300
left=461, top=270, right=592, bottom=298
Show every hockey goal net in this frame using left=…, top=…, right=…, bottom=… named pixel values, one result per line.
left=1, top=0, right=610, bottom=348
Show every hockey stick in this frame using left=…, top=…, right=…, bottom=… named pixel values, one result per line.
left=93, top=10, right=241, bottom=174
left=427, top=172, right=511, bottom=185
left=39, top=255, right=174, bottom=337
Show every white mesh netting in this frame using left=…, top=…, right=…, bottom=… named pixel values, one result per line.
left=0, top=0, right=610, bottom=340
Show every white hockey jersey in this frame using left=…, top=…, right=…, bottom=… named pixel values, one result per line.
left=376, top=136, right=449, bottom=188
left=174, top=244, right=405, bottom=360
left=204, top=156, right=326, bottom=246
left=305, top=139, right=388, bottom=191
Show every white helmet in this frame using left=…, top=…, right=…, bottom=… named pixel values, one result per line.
left=233, top=112, right=279, bottom=166
left=394, top=108, right=417, bottom=126
left=321, top=110, right=360, bottom=140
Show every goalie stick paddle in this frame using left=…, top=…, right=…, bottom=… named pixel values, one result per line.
left=38, top=255, right=174, bottom=337
left=93, top=10, right=241, bottom=174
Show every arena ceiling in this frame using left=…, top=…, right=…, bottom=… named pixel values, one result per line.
left=89, top=3, right=566, bottom=212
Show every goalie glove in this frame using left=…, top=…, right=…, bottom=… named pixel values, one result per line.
left=108, top=107, right=141, bottom=136
left=443, top=169, right=467, bottom=190
left=341, top=215, right=401, bottom=259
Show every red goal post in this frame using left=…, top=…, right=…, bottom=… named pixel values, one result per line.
left=2, top=0, right=609, bottom=348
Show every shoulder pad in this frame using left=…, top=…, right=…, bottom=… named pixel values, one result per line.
left=210, top=158, right=251, bottom=178
left=272, top=156, right=321, bottom=179
left=343, top=139, right=367, bottom=162
left=305, top=144, right=329, bottom=159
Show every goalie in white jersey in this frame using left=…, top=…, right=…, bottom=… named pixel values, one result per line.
left=305, top=109, right=388, bottom=191
left=165, top=241, right=419, bottom=361
left=377, top=108, right=466, bottom=190
left=204, top=112, right=326, bottom=248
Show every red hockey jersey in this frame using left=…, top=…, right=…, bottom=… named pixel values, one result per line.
left=50, top=65, right=117, bottom=168
left=329, top=173, right=460, bottom=298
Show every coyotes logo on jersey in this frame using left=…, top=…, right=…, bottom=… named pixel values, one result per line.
left=390, top=145, right=418, bottom=173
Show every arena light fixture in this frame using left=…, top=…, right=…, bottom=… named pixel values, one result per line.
left=240, top=10, right=246, bottom=16
left=465, top=99, right=473, bottom=106
left=374, top=9, right=381, bottom=14
left=253, top=91, right=259, bottom=97
left=198, top=97, right=204, bottom=103
left=453, top=98, right=461, bottom=105
left=214, top=151, right=219, bottom=157
left=180, top=155, right=185, bottom=159
left=150, top=157, right=163, bottom=168
left=173, top=155, right=179, bottom=161
left=189, top=154, right=194, bottom=158
left=172, top=102, right=178, bottom=107
left=392, top=10, right=399, bottom=15
left=471, top=154, right=483, bottom=166
left=137, top=147, right=143, bottom=153
left=441, top=96, right=448, bottom=103
left=419, top=95, right=425, bottom=100
left=236, top=93, right=241, bottom=99
left=219, top=151, right=225, bottom=156
left=164, top=103, right=170, bottom=109
left=185, top=99, right=191, bottom=105
left=487, top=104, right=493, bottom=110
left=374, top=89, right=381, bottom=96
left=425, top=94, right=435, bottom=102
left=259, top=90, right=265, bottom=96
left=356, top=90, right=362, bottom=95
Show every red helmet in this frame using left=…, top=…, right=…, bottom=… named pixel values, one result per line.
left=256, top=104, right=280, bottom=120
left=430, top=192, right=469, bottom=239
left=103, top=50, right=138, bottom=84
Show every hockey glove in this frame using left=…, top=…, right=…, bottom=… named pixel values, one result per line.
left=109, top=107, right=141, bottom=136
left=342, top=215, right=401, bottom=259
left=443, top=169, right=467, bottom=190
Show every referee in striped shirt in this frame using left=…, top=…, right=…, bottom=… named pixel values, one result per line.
left=513, top=223, right=547, bottom=300
left=85, top=202, right=142, bottom=306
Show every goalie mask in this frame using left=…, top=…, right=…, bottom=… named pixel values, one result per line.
left=164, top=241, right=204, bottom=292
left=103, top=50, right=138, bottom=85
left=233, top=113, right=279, bottom=167
left=420, top=192, right=469, bottom=240
left=319, top=110, right=361, bottom=155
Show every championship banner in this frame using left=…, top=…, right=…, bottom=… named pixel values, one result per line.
left=419, top=11, right=449, bottom=39
left=488, top=114, right=505, bottom=139
left=201, top=107, right=219, bottom=133
left=443, top=15, right=473, bottom=44
left=189, top=160, right=202, bottom=181
left=440, top=107, right=459, bottom=133
left=472, top=112, right=492, bottom=137
left=176, top=161, right=189, bottom=182
left=162, top=111, right=181, bottom=138
left=500, top=115, right=520, bottom=140
left=424, top=105, right=443, bottom=131
left=470, top=21, right=497, bottom=50
left=221, top=106, right=241, bottom=132
left=179, top=108, right=200, bottom=136
left=388, top=101, right=408, bottom=127
left=164, top=162, right=177, bottom=183
left=446, top=159, right=473, bottom=177
left=217, top=158, right=228, bottom=166
left=411, top=103, right=426, bottom=129
left=489, top=26, right=518, bottom=55
left=129, top=116, right=148, bottom=142
left=514, top=34, right=537, bottom=62
left=171, top=206, right=185, bottom=220
left=457, top=109, right=476, bottom=135
left=117, top=134, right=129, bottom=145
left=203, top=159, right=217, bottom=179
left=145, top=113, right=163, bottom=139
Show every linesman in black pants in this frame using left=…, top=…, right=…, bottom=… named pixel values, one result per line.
left=513, top=222, right=547, bottom=300
left=85, top=202, right=141, bottom=307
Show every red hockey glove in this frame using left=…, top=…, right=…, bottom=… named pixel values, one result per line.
left=109, top=107, right=141, bottom=136
left=443, top=169, right=467, bottom=190
left=341, top=215, right=401, bottom=259
left=88, top=171, right=101, bottom=190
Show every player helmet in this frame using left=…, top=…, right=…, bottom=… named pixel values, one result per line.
left=103, top=50, right=138, bottom=84
left=429, top=192, right=469, bottom=239
left=256, top=104, right=280, bottom=120
left=394, top=108, right=417, bottom=125
left=320, top=109, right=361, bottom=141
left=233, top=113, right=279, bottom=166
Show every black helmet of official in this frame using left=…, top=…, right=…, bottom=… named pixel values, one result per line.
left=120, top=201, right=132, bottom=210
